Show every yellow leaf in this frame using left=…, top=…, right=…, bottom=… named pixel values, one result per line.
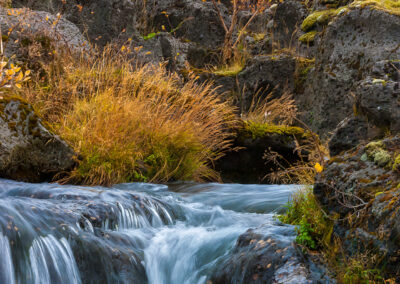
left=314, top=163, right=323, bottom=173
left=16, top=71, right=23, bottom=81
left=25, top=70, right=31, bottom=76
left=121, top=45, right=126, bottom=52
left=15, top=83, right=22, bottom=89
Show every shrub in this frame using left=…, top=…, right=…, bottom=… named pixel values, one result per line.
left=20, top=47, right=237, bottom=185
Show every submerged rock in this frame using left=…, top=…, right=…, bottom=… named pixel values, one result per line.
left=0, top=95, right=76, bottom=182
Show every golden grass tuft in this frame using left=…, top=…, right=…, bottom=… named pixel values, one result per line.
left=21, top=47, right=237, bottom=186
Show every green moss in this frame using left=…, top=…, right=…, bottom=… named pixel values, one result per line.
left=294, top=58, right=315, bottom=93
left=299, top=31, right=318, bottom=44
left=242, top=121, right=310, bottom=139
left=301, top=7, right=348, bottom=32
left=351, top=0, right=400, bottom=16
left=365, top=141, right=392, bottom=167
left=393, top=154, right=400, bottom=171
left=213, top=61, right=245, bottom=77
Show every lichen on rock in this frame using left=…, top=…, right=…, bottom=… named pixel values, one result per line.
left=0, top=95, right=76, bottom=182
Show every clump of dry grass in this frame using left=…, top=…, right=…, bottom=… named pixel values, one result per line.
left=20, top=46, right=237, bottom=186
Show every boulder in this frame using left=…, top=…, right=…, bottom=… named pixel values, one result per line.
left=12, top=0, right=138, bottom=46
left=315, top=136, right=400, bottom=280
left=210, top=227, right=335, bottom=283
left=0, top=95, right=76, bottom=182
left=238, top=54, right=296, bottom=110
left=328, top=116, right=369, bottom=156
left=299, top=7, right=400, bottom=135
left=0, top=7, right=88, bottom=55
left=355, top=60, right=400, bottom=134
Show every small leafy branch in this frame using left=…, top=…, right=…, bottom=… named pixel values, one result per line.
left=0, top=27, right=31, bottom=90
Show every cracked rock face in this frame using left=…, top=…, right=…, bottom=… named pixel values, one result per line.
left=0, top=96, right=76, bottom=182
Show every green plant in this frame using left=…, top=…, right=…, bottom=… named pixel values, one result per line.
left=278, top=187, right=333, bottom=249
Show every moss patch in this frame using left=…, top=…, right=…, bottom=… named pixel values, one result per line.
left=393, top=154, right=400, bottom=171
left=299, top=31, right=318, bottom=44
left=365, top=141, right=392, bottom=167
left=301, top=7, right=348, bottom=32
left=351, top=0, right=400, bottom=16
left=241, top=121, right=310, bottom=139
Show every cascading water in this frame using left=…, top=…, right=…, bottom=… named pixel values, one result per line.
left=0, top=179, right=325, bottom=283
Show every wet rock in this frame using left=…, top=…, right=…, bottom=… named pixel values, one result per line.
left=0, top=95, right=76, bottom=182
left=300, top=8, right=400, bottom=135
left=210, top=227, right=335, bottom=284
left=315, top=136, right=400, bottom=280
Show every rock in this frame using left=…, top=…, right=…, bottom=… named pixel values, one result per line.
left=300, top=7, right=400, bottom=135
left=12, top=0, right=138, bottom=46
left=216, top=122, right=310, bottom=183
left=315, top=136, right=400, bottom=280
left=210, top=227, right=335, bottom=284
left=272, top=1, right=308, bottom=50
left=238, top=54, right=297, bottom=111
left=0, top=7, right=88, bottom=56
left=328, top=116, right=370, bottom=156
left=0, top=95, right=76, bottom=182
left=149, top=0, right=227, bottom=49
left=355, top=60, right=400, bottom=134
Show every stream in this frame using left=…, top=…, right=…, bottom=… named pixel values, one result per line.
left=0, top=179, right=329, bottom=283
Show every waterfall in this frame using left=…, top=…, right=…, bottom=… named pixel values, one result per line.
left=29, top=235, right=81, bottom=284
left=0, top=233, right=15, bottom=284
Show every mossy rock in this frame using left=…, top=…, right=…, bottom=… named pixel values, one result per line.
left=301, top=7, right=348, bottom=32
left=241, top=121, right=311, bottom=140
left=0, top=94, right=76, bottom=182
left=299, top=31, right=318, bottom=44
left=393, top=154, right=400, bottom=171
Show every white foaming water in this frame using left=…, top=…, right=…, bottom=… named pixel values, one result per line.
left=29, top=235, right=81, bottom=284
left=0, top=179, right=301, bottom=283
left=0, top=233, right=15, bottom=284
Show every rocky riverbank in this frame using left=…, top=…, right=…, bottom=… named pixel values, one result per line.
left=0, top=0, right=399, bottom=281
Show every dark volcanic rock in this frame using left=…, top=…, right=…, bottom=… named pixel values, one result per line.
left=272, top=1, right=308, bottom=49
left=0, top=95, right=76, bottom=182
left=300, top=7, right=400, bottom=136
left=355, top=60, right=400, bottom=134
left=238, top=54, right=296, bottom=110
left=328, top=116, right=369, bottom=156
left=315, top=136, right=400, bottom=280
left=211, top=227, right=335, bottom=284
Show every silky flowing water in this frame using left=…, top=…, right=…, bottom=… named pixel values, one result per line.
left=0, top=179, right=303, bottom=284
